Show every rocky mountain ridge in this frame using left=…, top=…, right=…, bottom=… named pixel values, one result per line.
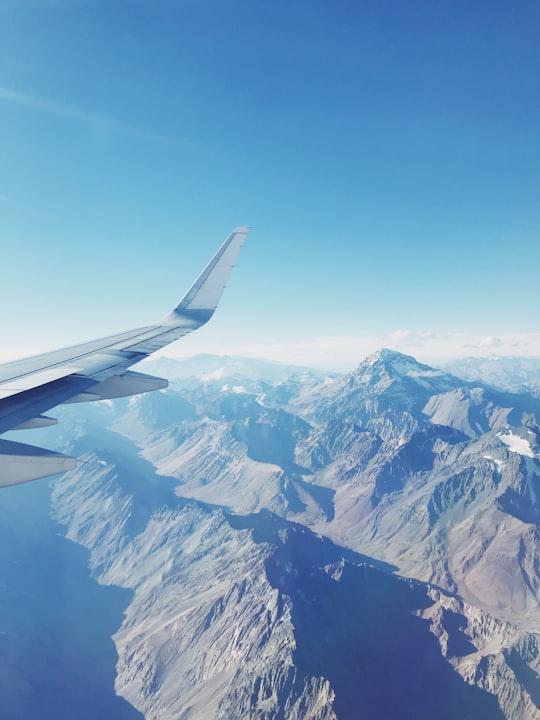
left=48, top=434, right=526, bottom=720
left=3, top=350, right=540, bottom=718
left=108, top=351, right=540, bottom=629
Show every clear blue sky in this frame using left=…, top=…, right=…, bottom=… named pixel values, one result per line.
left=1, top=1, right=539, bottom=370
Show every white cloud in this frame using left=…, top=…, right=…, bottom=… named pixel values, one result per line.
left=478, top=336, right=503, bottom=348
left=387, top=329, right=436, bottom=347
left=387, top=331, right=540, bottom=364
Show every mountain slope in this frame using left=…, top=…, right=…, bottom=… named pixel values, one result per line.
left=49, top=435, right=519, bottom=720
left=111, top=351, right=540, bottom=632
left=4, top=351, right=540, bottom=718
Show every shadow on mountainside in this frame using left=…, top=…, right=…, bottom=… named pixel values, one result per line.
left=281, top=562, right=504, bottom=720
left=0, top=479, right=143, bottom=720
left=227, top=508, right=397, bottom=574
left=231, top=509, right=505, bottom=720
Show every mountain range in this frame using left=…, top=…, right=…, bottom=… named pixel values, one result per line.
left=2, top=350, right=540, bottom=718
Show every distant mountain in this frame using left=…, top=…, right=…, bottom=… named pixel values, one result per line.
left=141, top=353, right=334, bottom=391
left=3, top=350, right=540, bottom=718
left=441, top=355, right=540, bottom=393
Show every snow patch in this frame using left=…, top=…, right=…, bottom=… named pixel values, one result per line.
left=483, top=454, right=504, bottom=471
left=199, top=368, right=225, bottom=381
left=220, top=384, right=246, bottom=394
left=498, top=431, right=535, bottom=458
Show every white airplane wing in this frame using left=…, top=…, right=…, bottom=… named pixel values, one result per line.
left=0, top=226, right=249, bottom=486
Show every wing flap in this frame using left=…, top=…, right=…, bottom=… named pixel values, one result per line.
left=63, top=371, right=168, bottom=403
left=0, top=439, right=76, bottom=487
left=13, top=415, right=58, bottom=430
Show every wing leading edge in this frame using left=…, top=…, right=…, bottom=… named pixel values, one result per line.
left=0, top=226, right=249, bottom=486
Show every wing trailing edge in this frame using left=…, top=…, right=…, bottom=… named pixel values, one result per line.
left=0, top=439, right=76, bottom=487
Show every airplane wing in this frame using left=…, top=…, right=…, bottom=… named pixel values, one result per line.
left=0, top=226, right=249, bottom=487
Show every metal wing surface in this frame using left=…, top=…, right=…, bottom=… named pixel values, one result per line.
left=0, top=226, right=248, bottom=486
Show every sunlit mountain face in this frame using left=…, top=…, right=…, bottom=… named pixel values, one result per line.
left=3, top=352, right=540, bottom=719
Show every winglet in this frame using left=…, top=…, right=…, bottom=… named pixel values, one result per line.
left=166, top=226, right=249, bottom=325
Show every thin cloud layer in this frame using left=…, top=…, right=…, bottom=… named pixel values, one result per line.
left=0, top=86, right=181, bottom=147
left=152, top=331, right=540, bottom=372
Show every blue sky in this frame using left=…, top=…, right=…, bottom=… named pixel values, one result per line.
left=1, top=0, right=539, bottom=370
